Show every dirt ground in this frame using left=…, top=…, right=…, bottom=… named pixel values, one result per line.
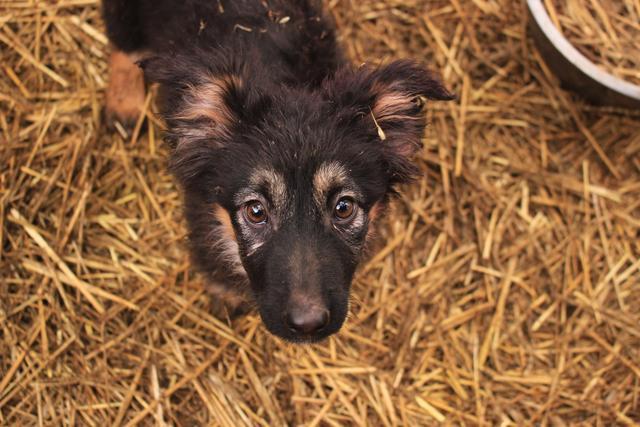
left=1, top=0, right=639, bottom=425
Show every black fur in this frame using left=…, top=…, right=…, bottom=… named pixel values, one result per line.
left=102, top=0, right=454, bottom=342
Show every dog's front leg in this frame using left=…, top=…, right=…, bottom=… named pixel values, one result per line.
left=105, top=49, right=146, bottom=130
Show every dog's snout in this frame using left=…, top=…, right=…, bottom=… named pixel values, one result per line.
left=258, top=236, right=352, bottom=341
left=285, top=306, right=330, bottom=335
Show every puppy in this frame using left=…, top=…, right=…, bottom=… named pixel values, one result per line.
left=102, top=0, right=454, bottom=342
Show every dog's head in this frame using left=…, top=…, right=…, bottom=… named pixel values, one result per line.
left=143, top=56, right=454, bottom=342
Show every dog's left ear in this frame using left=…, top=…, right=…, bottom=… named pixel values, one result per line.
left=139, top=53, right=270, bottom=185
left=139, top=54, right=260, bottom=150
left=325, top=60, right=455, bottom=183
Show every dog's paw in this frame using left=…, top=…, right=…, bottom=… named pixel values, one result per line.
left=104, top=50, right=146, bottom=132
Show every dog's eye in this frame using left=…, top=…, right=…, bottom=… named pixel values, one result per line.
left=245, top=201, right=268, bottom=224
left=334, top=197, right=356, bottom=221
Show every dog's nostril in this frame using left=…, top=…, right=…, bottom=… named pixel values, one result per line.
left=286, top=308, right=330, bottom=335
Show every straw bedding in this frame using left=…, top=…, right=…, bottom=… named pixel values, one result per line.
left=1, top=0, right=639, bottom=425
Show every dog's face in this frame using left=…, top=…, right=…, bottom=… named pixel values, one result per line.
left=143, top=57, right=453, bottom=342
left=213, top=160, right=379, bottom=342
left=207, top=129, right=393, bottom=342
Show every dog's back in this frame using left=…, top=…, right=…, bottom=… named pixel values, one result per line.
left=103, top=0, right=343, bottom=87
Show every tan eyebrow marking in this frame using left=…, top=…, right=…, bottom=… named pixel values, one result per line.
left=247, top=167, right=288, bottom=215
left=312, top=161, right=349, bottom=208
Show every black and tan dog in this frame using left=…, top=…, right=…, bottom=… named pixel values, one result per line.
left=102, top=0, right=453, bottom=342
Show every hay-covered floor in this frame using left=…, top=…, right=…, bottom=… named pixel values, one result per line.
left=2, top=0, right=639, bottom=425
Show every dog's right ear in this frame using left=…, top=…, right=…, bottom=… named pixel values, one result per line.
left=139, top=55, right=251, bottom=150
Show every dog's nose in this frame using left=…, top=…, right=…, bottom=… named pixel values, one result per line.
left=286, top=307, right=330, bottom=335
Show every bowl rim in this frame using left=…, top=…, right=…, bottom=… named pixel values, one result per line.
left=527, top=0, right=640, bottom=107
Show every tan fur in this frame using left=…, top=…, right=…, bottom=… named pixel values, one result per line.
left=206, top=205, right=248, bottom=314
left=105, top=50, right=146, bottom=126
left=209, top=204, right=246, bottom=277
left=312, top=161, right=349, bottom=208
left=371, top=90, right=423, bottom=155
left=366, top=201, right=384, bottom=241
left=205, top=281, right=246, bottom=308
left=176, top=75, right=243, bottom=143
left=372, top=91, right=420, bottom=124
left=232, top=168, right=287, bottom=255
left=368, top=201, right=384, bottom=223
left=249, top=168, right=287, bottom=215
left=213, top=204, right=237, bottom=243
